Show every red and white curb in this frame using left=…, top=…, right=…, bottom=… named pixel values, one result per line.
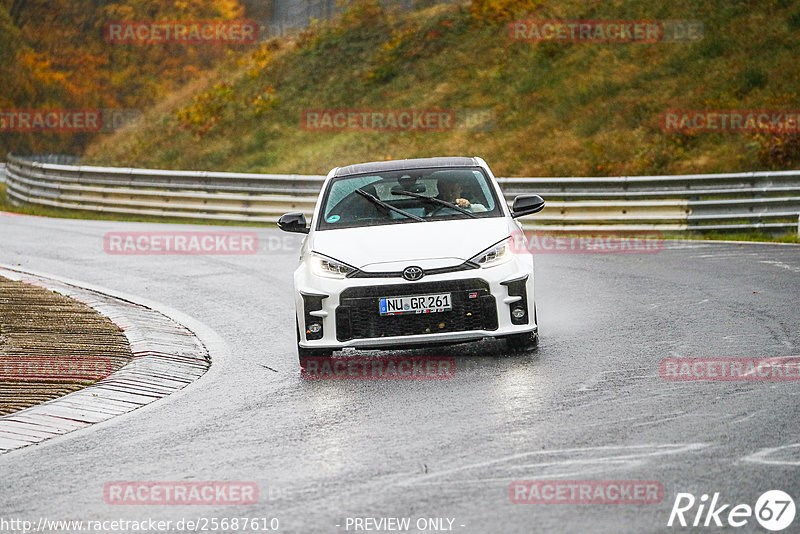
left=0, top=265, right=222, bottom=453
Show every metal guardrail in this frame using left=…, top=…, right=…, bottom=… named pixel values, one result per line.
left=11, top=154, right=81, bottom=165
left=4, top=154, right=800, bottom=233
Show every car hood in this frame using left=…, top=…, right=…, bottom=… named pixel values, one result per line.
left=309, top=217, right=514, bottom=271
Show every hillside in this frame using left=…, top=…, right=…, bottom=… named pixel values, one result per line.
left=0, top=0, right=252, bottom=156
left=84, top=0, right=800, bottom=177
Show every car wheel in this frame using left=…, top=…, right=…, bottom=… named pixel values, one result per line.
left=296, top=318, right=332, bottom=366
left=505, top=330, right=539, bottom=352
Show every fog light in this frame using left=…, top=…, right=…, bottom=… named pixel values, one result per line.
left=511, top=307, right=526, bottom=319
left=307, top=323, right=322, bottom=334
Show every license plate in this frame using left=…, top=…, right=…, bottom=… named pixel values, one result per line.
left=379, top=293, right=452, bottom=316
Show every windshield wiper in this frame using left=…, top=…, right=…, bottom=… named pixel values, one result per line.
left=390, top=190, right=477, bottom=218
left=355, top=188, right=426, bottom=222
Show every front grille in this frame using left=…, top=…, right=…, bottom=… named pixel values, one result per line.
left=335, top=279, right=497, bottom=341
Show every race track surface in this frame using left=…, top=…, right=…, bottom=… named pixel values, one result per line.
left=1, top=213, right=798, bottom=533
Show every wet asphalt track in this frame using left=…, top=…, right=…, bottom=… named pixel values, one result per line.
left=0, top=212, right=799, bottom=533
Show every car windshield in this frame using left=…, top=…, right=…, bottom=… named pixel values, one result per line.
left=316, top=167, right=502, bottom=230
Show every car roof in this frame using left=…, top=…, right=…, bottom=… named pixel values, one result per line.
left=333, top=157, right=479, bottom=177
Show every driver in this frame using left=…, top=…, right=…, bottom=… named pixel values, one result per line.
left=435, top=175, right=471, bottom=209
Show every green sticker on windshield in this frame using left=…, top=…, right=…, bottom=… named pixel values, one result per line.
left=326, top=215, right=340, bottom=223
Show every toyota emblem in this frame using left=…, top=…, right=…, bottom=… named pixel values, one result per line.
left=402, top=266, right=424, bottom=281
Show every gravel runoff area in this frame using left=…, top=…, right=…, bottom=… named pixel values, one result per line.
left=0, top=276, right=132, bottom=415
left=0, top=267, right=212, bottom=453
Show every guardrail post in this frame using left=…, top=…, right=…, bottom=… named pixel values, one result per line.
left=797, top=214, right=800, bottom=238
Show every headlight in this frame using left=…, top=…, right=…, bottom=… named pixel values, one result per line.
left=310, top=253, right=357, bottom=278
left=469, top=238, right=513, bottom=268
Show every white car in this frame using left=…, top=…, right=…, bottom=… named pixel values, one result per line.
left=278, top=157, right=545, bottom=365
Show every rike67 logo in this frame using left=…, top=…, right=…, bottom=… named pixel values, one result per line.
left=668, top=490, right=796, bottom=531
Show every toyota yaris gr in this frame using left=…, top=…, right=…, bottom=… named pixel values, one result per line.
left=278, top=156, right=545, bottom=365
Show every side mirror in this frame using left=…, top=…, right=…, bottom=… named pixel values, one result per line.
left=511, top=195, right=545, bottom=218
left=278, top=212, right=310, bottom=234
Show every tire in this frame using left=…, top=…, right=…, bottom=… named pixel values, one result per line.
left=505, top=329, right=539, bottom=352
left=296, top=318, right=332, bottom=367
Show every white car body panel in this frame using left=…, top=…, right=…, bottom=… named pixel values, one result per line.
left=286, top=157, right=540, bottom=352
left=309, top=218, right=515, bottom=271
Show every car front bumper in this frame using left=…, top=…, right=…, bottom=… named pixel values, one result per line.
left=294, top=255, right=537, bottom=350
